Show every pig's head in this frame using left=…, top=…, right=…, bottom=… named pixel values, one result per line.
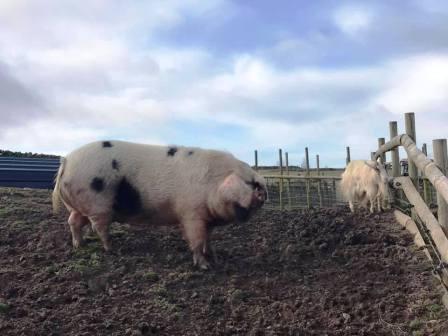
left=215, top=164, right=267, bottom=223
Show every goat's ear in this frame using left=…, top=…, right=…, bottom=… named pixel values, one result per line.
left=217, top=173, right=252, bottom=209
left=365, top=160, right=378, bottom=171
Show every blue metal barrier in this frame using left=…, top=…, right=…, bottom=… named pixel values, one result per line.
left=0, top=157, right=60, bottom=189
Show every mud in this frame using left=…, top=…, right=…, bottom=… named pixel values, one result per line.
left=0, top=187, right=447, bottom=335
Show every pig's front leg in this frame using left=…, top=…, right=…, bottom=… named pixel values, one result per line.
left=182, top=219, right=210, bottom=270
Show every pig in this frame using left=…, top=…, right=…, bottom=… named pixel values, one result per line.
left=52, top=140, right=267, bottom=269
left=340, top=159, right=389, bottom=214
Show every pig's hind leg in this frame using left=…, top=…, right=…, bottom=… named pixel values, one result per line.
left=89, top=214, right=112, bottom=251
left=68, top=211, right=90, bottom=248
left=348, top=200, right=355, bottom=213
left=182, top=219, right=210, bottom=270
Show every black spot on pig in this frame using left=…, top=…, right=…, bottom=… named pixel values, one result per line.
left=113, top=177, right=142, bottom=216
left=234, top=203, right=250, bottom=222
left=167, top=147, right=178, bottom=156
left=102, top=141, right=113, bottom=148
left=112, top=159, right=119, bottom=171
left=90, top=177, right=104, bottom=192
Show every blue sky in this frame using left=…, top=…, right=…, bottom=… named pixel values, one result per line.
left=1, top=0, right=448, bottom=167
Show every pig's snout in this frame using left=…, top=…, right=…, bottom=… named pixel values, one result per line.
left=252, top=184, right=267, bottom=208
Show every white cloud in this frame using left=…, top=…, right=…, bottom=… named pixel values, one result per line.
left=0, top=1, right=447, bottom=166
left=334, top=5, right=373, bottom=36
left=412, top=0, right=448, bottom=14
left=0, top=120, right=107, bottom=155
left=375, top=54, right=448, bottom=113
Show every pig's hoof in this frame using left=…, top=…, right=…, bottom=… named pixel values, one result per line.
left=72, top=240, right=82, bottom=249
left=193, top=254, right=211, bottom=270
left=198, top=262, right=210, bottom=270
left=102, top=242, right=112, bottom=252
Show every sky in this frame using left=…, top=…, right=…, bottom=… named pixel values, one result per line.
left=1, top=0, right=448, bottom=168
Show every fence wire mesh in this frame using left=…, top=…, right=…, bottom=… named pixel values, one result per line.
left=419, top=177, right=439, bottom=207
left=263, top=176, right=345, bottom=210
left=261, top=170, right=444, bottom=211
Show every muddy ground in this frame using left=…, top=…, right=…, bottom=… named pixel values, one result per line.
left=0, top=187, right=447, bottom=336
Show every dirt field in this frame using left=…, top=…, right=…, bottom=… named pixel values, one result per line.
left=1, top=187, right=447, bottom=336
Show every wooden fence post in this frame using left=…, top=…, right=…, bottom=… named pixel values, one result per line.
left=394, top=176, right=448, bottom=263
left=317, top=154, right=322, bottom=207
left=346, top=146, right=351, bottom=166
left=254, top=150, right=258, bottom=171
left=378, top=138, right=386, bottom=163
left=422, top=143, right=431, bottom=205
left=279, top=149, right=283, bottom=210
left=433, top=139, right=448, bottom=233
left=332, top=179, right=336, bottom=204
left=305, top=147, right=310, bottom=176
left=279, top=149, right=283, bottom=176
left=405, top=112, right=418, bottom=184
left=316, top=155, right=320, bottom=176
left=377, top=137, right=388, bottom=209
left=389, top=121, right=400, bottom=177
left=305, top=147, right=311, bottom=208
left=285, top=152, right=291, bottom=209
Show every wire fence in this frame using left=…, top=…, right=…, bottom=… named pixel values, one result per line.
left=262, top=173, right=444, bottom=211
left=262, top=175, right=345, bottom=210
left=419, top=177, right=439, bottom=206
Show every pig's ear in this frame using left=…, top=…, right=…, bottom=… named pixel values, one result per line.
left=217, top=173, right=252, bottom=208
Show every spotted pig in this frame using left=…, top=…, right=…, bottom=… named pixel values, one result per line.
left=52, top=140, right=267, bottom=269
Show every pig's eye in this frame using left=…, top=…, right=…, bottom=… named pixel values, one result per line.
left=246, top=180, right=261, bottom=191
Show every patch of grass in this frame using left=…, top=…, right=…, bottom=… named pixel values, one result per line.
left=73, top=243, right=103, bottom=256
left=230, top=289, right=251, bottom=303
left=0, top=303, right=10, bottom=314
left=153, top=297, right=182, bottom=318
left=150, top=284, right=169, bottom=298
left=0, top=207, right=22, bottom=217
left=168, top=271, right=197, bottom=282
left=65, top=248, right=106, bottom=276
left=409, top=319, right=423, bottom=331
left=143, top=271, right=159, bottom=282
left=45, top=265, right=59, bottom=275
left=109, top=228, right=128, bottom=237
left=148, top=283, right=182, bottom=317
left=426, top=303, right=444, bottom=319
left=11, top=220, right=27, bottom=228
left=84, top=235, right=100, bottom=242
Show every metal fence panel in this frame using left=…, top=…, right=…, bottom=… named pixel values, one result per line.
left=263, top=176, right=345, bottom=210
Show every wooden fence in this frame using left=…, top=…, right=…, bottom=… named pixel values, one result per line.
left=256, top=111, right=448, bottom=302
left=372, top=112, right=448, bottom=296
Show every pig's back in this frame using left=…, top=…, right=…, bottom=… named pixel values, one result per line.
left=60, top=140, right=237, bottom=219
